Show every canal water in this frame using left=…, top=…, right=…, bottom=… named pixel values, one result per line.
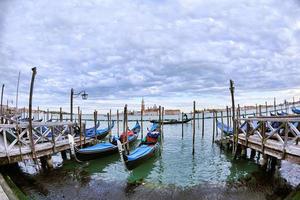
left=6, top=114, right=300, bottom=199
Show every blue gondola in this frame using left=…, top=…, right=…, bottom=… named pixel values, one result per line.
left=118, top=123, right=160, bottom=170
left=292, top=107, right=300, bottom=115
left=85, top=120, right=115, bottom=140
left=76, top=121, right=140, bottom=161
left=277, top=111, right=288, bottom=116
left=216, top=120, right=233, bottom=135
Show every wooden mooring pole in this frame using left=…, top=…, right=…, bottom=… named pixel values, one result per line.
left=181, top=112, right=184, bottom=139
left=28, top=67, right=38, bottom=164
left=265, top=101, right=268, bottom=116
left=141, top=101, right=143, bottom=139
left=117, top=109, right=120, bottom=137
left=229, top=80, right=236, bottom=155
left=202, top=111, right=205, bottom=138
left=192, top=101, right=196, bottom=155
left=215, top=111, right=218, bottom=138
left=212, top=111, right=215, bottom=143
left=93, top=110, right=97, bottom=143
left=274, top=97, right=277, bottom=112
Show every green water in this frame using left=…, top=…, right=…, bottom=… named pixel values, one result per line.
left=63, top=118, right=260, bottom=187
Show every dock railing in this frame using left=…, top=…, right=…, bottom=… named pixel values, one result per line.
left=0, top=121, right=85, bottom=165
left=236, top=116, right=300, bottom=163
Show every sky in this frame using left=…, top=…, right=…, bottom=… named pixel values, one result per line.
left=1, top=0, right=300, bottom=113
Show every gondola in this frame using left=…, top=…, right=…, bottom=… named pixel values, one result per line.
left=216, top=120, right=233, bottom=136
left=150, top=118, right=192, bottom=125
left=75, top=121, right=140, bottom=161
left=118, top=123, right=160, bottom=170
left=85, top=121, right=100, bottom=133
left=85, top=120, right=115, bottom=140
left=277, top=111, right=288, bottom=116
left=292, top=107, right=300, bottom=115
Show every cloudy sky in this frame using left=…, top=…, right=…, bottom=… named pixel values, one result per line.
left=1, top=0, right=300, bottom=113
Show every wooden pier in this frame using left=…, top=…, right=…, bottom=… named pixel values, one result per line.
left=218, top=116, right=300, bottom=165
left=0, top=120, right=93, bottom=165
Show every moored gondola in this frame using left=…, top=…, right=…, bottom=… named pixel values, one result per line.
left=85, top=120, right=115, bottom=140
left=75, top=121, right=140, bottom=161
left=118, top=123, right=160, bottom=170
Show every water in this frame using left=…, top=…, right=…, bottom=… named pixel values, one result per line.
left=6, top=114, right=300, bottom=199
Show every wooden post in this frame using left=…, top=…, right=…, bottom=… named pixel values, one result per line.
left=158, top=106, right=162, bottom=132
left=161, top=107, right=164, bottom=138
left=197, top=112, right=200, bottom=129
left=293, top=96, right=295, bottom=107
left=274, top=97, right=277, bottom=113
left=202, top=111, right=205, bottom=138
left=70, top=88, right=74, bottom=122
left=107, top=112, right=111, bottom=140
left=77, top=106, right=80, bottom=123
left=255, top=104, right=258, bottom=116
left=37, top=106, right=40, bottom=120
left=229, top=108, right=232, bottom=127
left=229, top=80, right=236, bottom=155
left=93, top=110, right=97, bottom=142
left=79, top=111, right=82, bottom=148
left=83, top=122, right=86, bottom=145
left=125, top=105, right=129, bottom=152
left=28, top=67, right=37, bottom=162
left=117, top=109, right=120, bottom=137
left=212, top=111, right=215, bottom=143
left=141, top=101, right=143, bottom=139
left=181, top=112, right=184, bottom=139
left=47, top=108, right=49, bottom=121
left=215, top=111, right=219, bottom=138
left=244, top=105, right=246, bottom=117
left=192, top=101, right=196, bottom=155
left=221, top=111, right=224, bottom=139
left=226, top=106, right=229, bottom=126
left=60, top=107, right=63, bottom=121
left=0, top=84, right=4, bottom=118
left=259, top=105, right=262, bottom=116
left=265, top=101, right=268, bottom=116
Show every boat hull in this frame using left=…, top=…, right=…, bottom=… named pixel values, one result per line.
left=124, top=143, right=159, bottom=170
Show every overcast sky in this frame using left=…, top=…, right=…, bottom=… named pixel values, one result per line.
left=1, top=0, right=300, bottom=113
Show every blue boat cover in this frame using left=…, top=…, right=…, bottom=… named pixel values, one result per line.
left=78, top=142, right=115, bottom=153
left=216, top=120, right=233, bottom=135
left=292, top=107, right=300, bottom=114
left=127, top=145, right=154, bottom=161
left=85, top=121, right=115, bottom=138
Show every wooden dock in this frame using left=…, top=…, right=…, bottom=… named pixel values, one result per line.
left=0, top=121, right=93, bottom=165
left=224, top=116, right=300, bottom=165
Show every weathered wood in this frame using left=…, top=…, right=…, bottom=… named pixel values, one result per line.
left=229, top=80, right=236, bottom=155
left=117, top=109, right=120, bottom=137
left=93, top=110, right=97, bottom=142
left=265, top=102, right=268, bottom=116
left=161, top=107, right=164, bottom=138
left=212, top=111, right=215, bottom=143
left=141, top=101, right=143, bottom=139
left=202, top=111, right=205, bottom=138
left=221, top=111, right=224, bottom=139
left=28, top=67, right=37, bottom=163
left=192, top=101, right=196, bottom=155
left=59, top=107, right=62, bottom=121
left=79, top=111, right=82, bottom=148
left=215, top=111, right=219, bottom=138
left=181, top=112, right=184, bottom=139
left=274, top=97, right=277, bottom=113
